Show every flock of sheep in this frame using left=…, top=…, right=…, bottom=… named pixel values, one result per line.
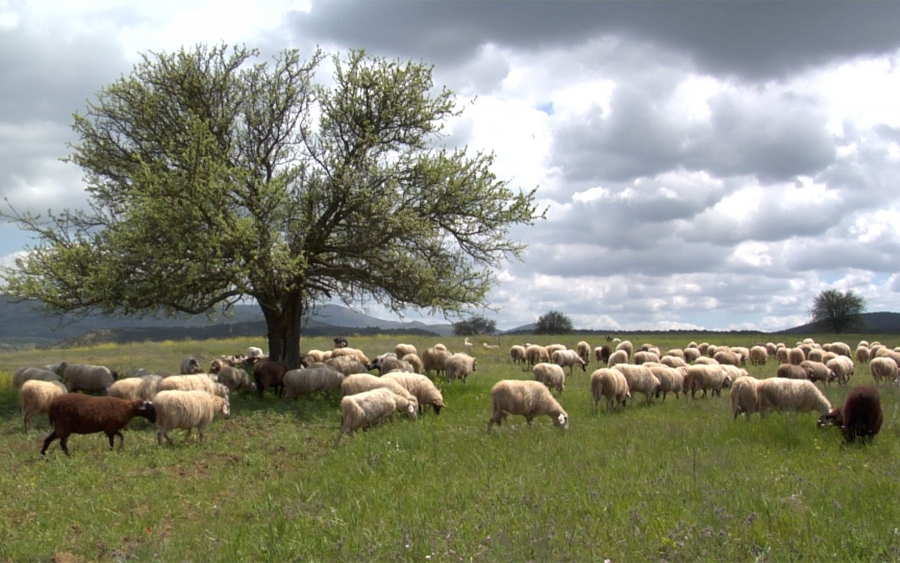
left=10, top=335, right=892, bottom=455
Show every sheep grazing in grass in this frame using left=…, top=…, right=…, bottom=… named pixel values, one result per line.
left=756, top=378, right=832, bottom=417
left=776, top=363, right=808, bottom=380
left=40, top=394, right=156, bottom=456
left=729, top=376, right=760, bottom=420
left=179, top=357, right=204, bottom=375
left=509, top=345, right=527, bottom=367
left=633, top=351, right=660, bottom=365
left=107, top=375, right=163, bottom=402
left=818, top=385, right=883, bottom=444
left=533, top=362, right=566, bottom=394
left=683, top=347, right=701, bottom=363
left=378, top=356, right=415, bottom=375
left=826, top=356, right=854, bottom=385
left=60, top=364, right=118, bottom=394
left=594, top=346, right=611, bottom=364
left=340, top=373, right=418, bottom=412
left=615, top=340, right=634, bottom=359
left=339, top=388, right=418, bottom=436
left=325, top=356, right=370, bottom=377
left=749, top=346, right=769, bottom=366
left=214, top=366, right=255, bottom=393
left=576, top=341, right=592, bottom=364
left=423, top=346, right=452, bottom=379
left=645, top=363, right=686, bottom=400
left=13, top=366, right=64, bottom=389
left=394, top=343, right=417, bottom=358
left=869, top=357, right=898, bottom=384
left=283, top=366, right=345, bottom=400
left=713, top=349, right=742, bottom=366
left=800, top=360, right=835, bottom=386
left=684, top=364, right=728, bottom=399
left=611, top=364, right=660, bottom=404
left=551, top=349, right=587, bottom=375
left=250, top=359, right=291, bottom=398
left=157, top=375, right=229, bottom=399
left=401, top=353, right=424, bottom=374
left=444, top=353, right=477, bottom=384
left=855, top=346, right=870, bottom=364
left=487, top=380, right=568, bottom=432
left=826, top=342, right=852, bottom=357
left=303, top=350, right=330, bottom=364
left=606, top=349, right=629, bottom=369
left=788, top=347, right=806, bottom=365
left=153, top=390, right=230, bottom=445
left=382, top=372, right=445, bottom=415
left=19, top=380, right=68, bottom=430
left=524, top=344, right=550, bottom=368
left=590, top=368, right=630, bottom=413
left=331, top=347, right=370, bottom=366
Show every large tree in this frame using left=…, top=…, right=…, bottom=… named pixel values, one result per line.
left=534, top=310, right=574, bottom=335
left=1, top=45, right=542, bottom=367
left=452, top=315, right=497, bottom=336
left=808, top=289, right=867, bottom=333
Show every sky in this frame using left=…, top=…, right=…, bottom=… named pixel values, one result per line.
left=3, top=1, right=900, bottom=333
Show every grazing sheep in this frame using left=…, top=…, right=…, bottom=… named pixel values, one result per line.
left=107, top=375, right=162, bottom=402
left=533, top=362, right=566, bottom=394
left=855, top=346, right=870, bottom=364
left=713, top=349, right=742, bottom=366
left=756, top=378, right=832, bottom=417
left=684, top=364, right=728, bottom=398
left=633, top=351, right=661, bottom=365
left=826, top=342, right=852, bottom=357
left=250, top=359, right=291, bottom=398
left=776, top=363, right=808, bottom=380
left=13, top=366, right=64, bottom=389
left=326, top=356, right=370, bottom=377
left=606, top=349, right=629, bottom=369
left=509, top=345, right=527, bottom=367
left=157, top=374, right=229, bottom=399
left=729, top=376, right=760, bottom=420
left=645, top=364, right=686, bottom=400
left=153, top=389, right=230, bottom=445
left=283, top=366, right=346, bottom=400
left=545, top=344, right=567, bottom=356
left=576, top=341, right=592, bottom=364
left=594, top=346, right=611, bottom=364
left=378, top=356, right=415, bottom=375
left=340, top=388, right=418, bottom=436
left=826, top=356, right=854, bottom=385
left=40, top=394, right=156, bottom=456
left=818, top=386, right=883, bottom=444
left=775, top=347, right=790, bottom=365
left=215, top=366, right=255, bottom=393
left=524, top=344, right=550, bottom=368
left=683, top=348, right=701, bottom=363
left=487, top=380, right=569, bottom=432
left=615, top=340, right=634, bottom=359
left=788, top=347, right=806, bottom=365
left=869, top=357, right=898, bottom=384
left=366, top=352, right=397, bottom=373
left=721, top=365, right=749, bottom=383
left=331, top=347, right=370, bottom=366
left=401, top=353, right=424, bottom=374
left=422, top=346, right=452, bottom=378
left=611, top=364, right=660, bottom=404
left=61, top=364, right=118, bottom=394
left=800, top=360, right=835, bottom=386
left=382, top=372, right=445, bottom=415
left=444, top=353, right=477, bottom=384
left=807, top=349, right=826, bottom=363
left=19, top=380, right=68, bottom=430
left=303, top=350, right=330, bottom=364
left=551, top=349, right=587, bottom=375
left=340, top=373, right=418, bottom=410
left=693, top=357, right=719, bottom=366
left=179, top=357, right=204, bottom=375
left=749, top=346, right=769, bottom=366
left=590, top=368, right=630, bottom=412
left=394, top=343, right=417, bottom=358
left=660, top=355, right=688, bottom=368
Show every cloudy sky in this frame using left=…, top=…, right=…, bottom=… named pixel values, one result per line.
left=3, top=1, right=900, bottom=332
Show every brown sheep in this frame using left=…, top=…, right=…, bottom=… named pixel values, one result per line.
left=40, top=394, right=156, bottom=456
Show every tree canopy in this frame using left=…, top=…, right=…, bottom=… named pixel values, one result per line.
left=534, top=310, right=573, bottom=335
left=452, top=315, right=497, bottom=336
left=1, top=44, right=543, bottom=367
left=808, top=289, right=866, bottom=333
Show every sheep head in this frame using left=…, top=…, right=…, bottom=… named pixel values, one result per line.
left=137, top=400, right=157, bottom=424
left=817, top=407, right=843, bottom=429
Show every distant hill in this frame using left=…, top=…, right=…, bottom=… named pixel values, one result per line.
left=775, top=311, right=900, bottom=335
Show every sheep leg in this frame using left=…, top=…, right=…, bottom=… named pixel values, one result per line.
left=40, top=431, right=59, bottom=456
left=59, top=435, right=71, bottom=456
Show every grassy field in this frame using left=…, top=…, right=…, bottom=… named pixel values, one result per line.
left=1, top=332, right=899, bottom=562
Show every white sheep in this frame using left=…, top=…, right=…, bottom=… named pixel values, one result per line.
left=729, top=376, right=760, bottom=419
left=684, top=364, right=728, bottom=398
left=611, top=364, right=660, bottom=404
left=532, top=362, right=566, bottom=394
left=339, top=387, right=418, bottom=436
left=855, top=346, right=870, bottom=364
left=870, top=357, right=898, bottom=384
left=107, top=375, right=162, bottom=402
left=799, top=360, right=835, bottom=386
left=19, top=379, right=68, bottom=430
left=401, top=353, right=424, bottom=374
left=576, top=341, right=592, bottom=364
left=61, top=364, right=118, bottom=394
left=615, top=340, right=634, bottom=359
left=660, top=355, right=688, bottom=368
left=382, top=372, right=445, bottom=414
left=330, top=347, right=370, bottom=366
left=633, top=351, right=660, bottom=365
left=487, top=380, right=569, bottom=431
left=826, top=356, right=854, bottom=385
left=788, top=347, right=806, bottom=365
left=589, top=368, right=630, bottom=412
left=509, top=345, right=527, bottom=367
left=444, top=353, right=476, bottom=384
left=283, top=366, right=345, bottom=400
left=749, top=346, right=769, bottom=366
left=247, top=346, right=265, bottom=358
left=682, top=348, right=701, bottom=363
left=394, top=343, right=418, bottom=358
left=422, top=346, right=452, bottom=378
left=524, top=344, right=550, bottom=368
left=153, top=389, right=230, bottom=445
left=156, top=374, right=229, bottom=399
left=645, top=363, right=686, bottom=400
left=340, top=373, right=419, bottom=411
left=551, top=349, right=587, bottom=375
left=756, top=377, right=832, bottom=416
left=606, top=349, right=629, bottom=369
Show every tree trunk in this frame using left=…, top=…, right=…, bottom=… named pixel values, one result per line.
left=259, top=294, right=304, bottom=368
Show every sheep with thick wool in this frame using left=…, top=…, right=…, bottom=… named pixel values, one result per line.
left=107, top=374, right=162, bottom=402
left=818, top=385, right=883, bottom=444
left=749, top=346, right=769, bottom=366
left=660, top=355, right=688, bottom=369
left=611, top=364, right=660, bottom=404
left=382, top=372, right=445, bottom=415
left=729, top=376, right=760, bottom=419
left=855, top=346, right=870, bottom=364
left=340, top=373, right=419, bottom=412
left=378, top=356, right=415, bottom=375
left=576, top=341, right=592, bottom=364
left=19, top=380, right=68, bottom=430
left=153, top=389, right=230, bottom=445
left=157, top=374, right=229, bottom=399
left=250, top=358, right=291, bottom=398
left=645, top=363, right=686, bottom=400
left=283, top=366, right=345, bottom=400
left=214, top=366, right=255, bottom=393
left=339, top=388, right=418, bottom=436
left=756, top=377, right=832, bottom=417
left=423, top=346, right=452, bottom=378
left=615, top=340, right=634, bottom=359
left=684, top=364, right=728, bottom=398
left=331, top=347, right=370, bottom=366
left=509, top=345, right=527, bottom=367
left=325, top=356, right=369, bottom=377
left=533, top=362, right=566, bottom=394
left=683, top=347, right=701, bottom=363
left=524, top=344, right=550, bottom=368
left=401, top=353, right=424, bottom=374
left=800, top=360, right=835, bottom=386
left=590, top=368, right=630, bottom=412
left=444, top=353, right=477, bottom=384
left=40, top=394, right=156, bottom=456
left=394, top=343, right=418, bottom=358
left=13, top=366, right=64, bottom=389
left=606, top=349, right=629, bottom=369
left=776, top=363, right=808, bottom=380
left=487, top=379, right=569, bottom=431
left=551, top=349, right=587, bottom=375
left=870, top=357, right=898, bottom=383
left=594, top=346, right=611, bottom=364
left=826, top=356, right=854, bottom=385
left=633, top=351, right=661, bottom=366
left=179, top=357, right=204, bottom=375
left=61, top=364, right=118, bottom=394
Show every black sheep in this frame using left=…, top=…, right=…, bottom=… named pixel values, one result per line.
left=251, top=358, right=291, bottom=398
left=818, top=385, right=883, bottom=444
left=40, top=393, right=156, bottom=456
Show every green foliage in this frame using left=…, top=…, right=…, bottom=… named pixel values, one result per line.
left=1, top=45, right=543, bottom=367
left=453, top=315, right=497, bottom=336
left=809, top=289, right=867, bottom=333
left=1, top=332, right=899, bottom=561
left=534, top=309, right=574, bottom=334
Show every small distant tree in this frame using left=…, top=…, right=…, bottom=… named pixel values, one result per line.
left=809, top=289, right=867, bottom=333
left=534, top=310, right=573, bottom=334
left=453, top=315, right=497, bottom=336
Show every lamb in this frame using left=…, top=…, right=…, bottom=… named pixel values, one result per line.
left=606, top=349, right=629, bottom=369
left=594, top=346, right=611, bottom=364
left=749, top=346, right=769, bottom=366
left=382, top=372, right=445, bottom=414
left=524, top=344, right=550, bottom=368
left=107, top=375, right=162, bottom=402
left=509, top=345, right=527, bottom=367
left=818, top=385, right=883, bottom=444
left=800, top=360, right=835, bottom=386
left=179, top=357, right=204, bottom=375
left=487, top=380, right=569, bottom=432
left=590, top=368, right=630, bottom=412
left=533, top=362, right=566, bottom=394
left=13, top=366, right=64, bottom=389
left=444, top=353, right=477, bottom=384
left=729, top=376, right=760, bottom=419
left=250, top=358, right=291, bottom=398
left=551, top=349, right=587, bottom=375
left=394, top=343, right=418, bottom=358
left=40, top=394, right=156, bottom=456
left=756, top=377, right=832, bottom=416
left=61, top=364, right=118, bottom=394
left=422, top=346, right=452, bottom=378
left=214, top=366, right=255, bottom=393
left=576, top=341, right=592, bottom=364
left=283, top=366, right=345, bottom=400
left=157, top=374, right=229, bottom=399
left=339, top=388, right=418, bottom=436
left=401, top=353, right=424, bottom=374
left=645, top=363, right=686, bottom=400
left=340, top=373, right=419, bottom=411
left=611, top=364, right=660, bottom=404
left=19, top=380, right=68, bottom=430
left=869, top=357, right=898, bottom=384
left=153, top=389, right=230, bottom=445
left=684, top=364, right=728, bottom=398
left=482, top=342, right=500, bottom=350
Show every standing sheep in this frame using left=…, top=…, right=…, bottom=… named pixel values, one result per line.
left=729, top=376, right=760, bottom=420
left=594, top=346, right=611, bottom=364
left=340, top=373, right=419, bottom=412
left=283, top=366, right=346, bottom=400
left=13, top=366, right=64, bottom=389
left=606, top=349, right=629, bottom=369
left=339, top=388, right=418, bottom=436
left=382, top=372, right=445, bottom=415
left=107, top=375, right=163, bottom=402
left=487, top=380, right=569, bottom=432
left=749, top=346, right=769, bottom=366
left=818, top=385, right=883, bottom=444
left=401, top=353, right=424, bottom=374
left=612, top=364, right=660, bottom=404
left=645, top=364, right=686, bottom=400
left=551, top=349, right=587, bottom=375
left=756, top=378, right=832, bottom=417
left=533, top=362, right=566, bottom=394
left=251, top=359, right=291, bottom=398
left=576, top=341, right=592, bottom=364
left=19, top=380, right=68, bottom=430
left=394, top=343, right=418, bottom=358
left=524, top=344, right=550, bottom=368
left=590, top=368, right=630, bottom=412
left=61, top=364, right=118, bottom=394
left=869, top=357, right=898, bottom=384
left=826, top=356, right=854, bottom=385
left=326, top=356, right=370, bottom=376
left=153, top=390, right=230, bottom=445
left=179, top=357, right=204, bottom=375
left=214, top=366, right=255, bottom=393
left=40, top=394, right=156, bottom=456
left=422, top=346, right=452, bottom=379
left=444, top=353, right=477, bottom=384
left=157, top=375, right=229, bottom=398
left=509, top=345, right=527, bottom=367
left=684, top=364, right=728, bottom=398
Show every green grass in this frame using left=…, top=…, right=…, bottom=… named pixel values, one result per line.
left=1, top=333, right=899, bottom=562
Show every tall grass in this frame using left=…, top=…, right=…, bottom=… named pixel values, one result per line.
left=1, top=333, right=899, bottom=561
